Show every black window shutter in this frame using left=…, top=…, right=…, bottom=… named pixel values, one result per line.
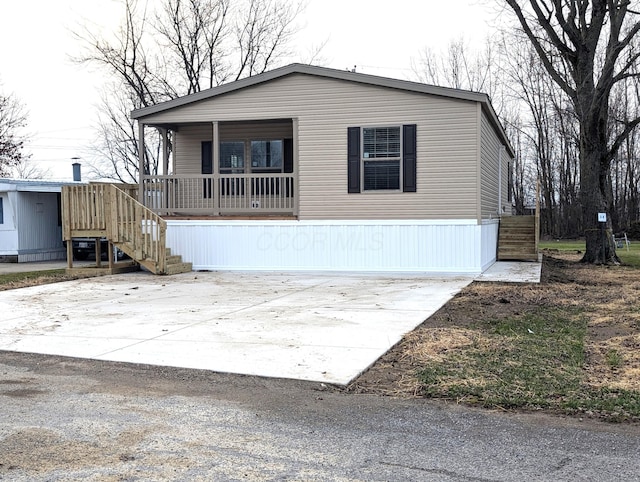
left=283, top=138, right=294, bottom=173
left=347, top=127, right=361, bottom=193
left=201, top=141, right=213, bottom=199
left=201, top=141, right=213, bottom=174
left=402, top=124, right=417, bottom=192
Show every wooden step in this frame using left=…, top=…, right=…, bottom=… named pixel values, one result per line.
left=166, top=254, right=183, bottom=264
left=498, top=252, right=539, bottom=261
left=500, top=216, right=536, bottom=225
left=164, top=261, right=193, bottom=275
left=499, top=233, right=535, bottom=241
left=498, top=244, right=537, bottom=250
left=498, top=215, right=538, bottom=262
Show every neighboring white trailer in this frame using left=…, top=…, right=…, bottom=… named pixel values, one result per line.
left=0, top=180, right=75, bottom=262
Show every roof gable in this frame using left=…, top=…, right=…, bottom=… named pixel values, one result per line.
left=131, top=63, right=514, bottom=157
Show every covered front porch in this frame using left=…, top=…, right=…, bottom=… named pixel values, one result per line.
left=137, top=118, right=298, bottom=217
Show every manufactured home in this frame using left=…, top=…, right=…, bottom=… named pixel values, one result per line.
left=0, top=179, right=70, bottom=262
left=64, top=64, right=535, bottom=275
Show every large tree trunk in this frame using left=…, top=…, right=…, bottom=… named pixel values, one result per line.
left=580, top=121, right=620, bottom=264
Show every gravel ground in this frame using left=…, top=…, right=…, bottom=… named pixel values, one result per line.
left=1, top=351, right=639, bottom=481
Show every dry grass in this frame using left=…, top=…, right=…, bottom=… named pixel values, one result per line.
left=350, top=252, right=640, bottom=422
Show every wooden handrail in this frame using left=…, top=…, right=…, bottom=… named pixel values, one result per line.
left=108, top=184, right=167, bottom=273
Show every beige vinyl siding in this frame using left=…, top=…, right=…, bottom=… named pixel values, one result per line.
left=480, top=109, right=509, bottom=219
left=219, top=121, right=293, bottom=140
left=174, top=124, right=211, bottom=175
left=142, top=74, right=480, bottom=220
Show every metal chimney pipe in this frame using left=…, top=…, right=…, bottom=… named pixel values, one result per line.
left=72, top=162, right=81, bottom=182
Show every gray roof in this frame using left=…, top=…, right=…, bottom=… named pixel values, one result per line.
left=0, top=179, right=80, bottom=193
left=131, top=63, right=514, bottom=157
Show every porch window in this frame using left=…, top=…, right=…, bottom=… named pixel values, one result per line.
left=220, top=141, right=245, bottom=173
left=251, top=140, right=283, bottom=170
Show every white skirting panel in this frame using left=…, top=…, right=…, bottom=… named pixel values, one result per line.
left=481, top=219, right=499, bottom=271
left=166, top=220, right=491, bottom=273
left=18, top=248, right=67, bottom=262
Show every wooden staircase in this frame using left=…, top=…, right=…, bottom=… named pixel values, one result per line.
left=497, top=216, right=539, bottom=261
left=62, top=183, right=192, bottom=275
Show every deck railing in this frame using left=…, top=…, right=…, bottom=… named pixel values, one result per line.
left=141, top=173, right=296, bottom=215
left=62, top=183, right=108, bottom=237
left=62, top=183, right=167, bottom=273
left=107, top=184, right=167, bottom=273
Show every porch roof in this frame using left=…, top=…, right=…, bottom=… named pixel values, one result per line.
left=130, top=63, right=515, bottom=158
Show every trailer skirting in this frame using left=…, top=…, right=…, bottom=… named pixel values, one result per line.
left=165, top=219, right=499, bottom=274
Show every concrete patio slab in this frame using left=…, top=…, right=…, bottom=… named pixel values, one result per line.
left=0, top=271, right=474, bottom=385
left=476, top=260, right=542, bottom=283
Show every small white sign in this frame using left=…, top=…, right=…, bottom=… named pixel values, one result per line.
left=598, top=212, right=607, bottom=222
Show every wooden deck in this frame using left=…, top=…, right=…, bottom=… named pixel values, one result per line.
left=65, top=261, right=141, bottom=277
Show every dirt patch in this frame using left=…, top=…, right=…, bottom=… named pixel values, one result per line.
left=0, top=272, right=90, bottom=292
left=349, top=253, right=640, bottom=404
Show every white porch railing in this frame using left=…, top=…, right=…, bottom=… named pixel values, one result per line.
left=141, top=174, right=296, bottom=215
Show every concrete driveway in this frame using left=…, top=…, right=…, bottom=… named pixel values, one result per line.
left=0, top=271, right=474, bottom=385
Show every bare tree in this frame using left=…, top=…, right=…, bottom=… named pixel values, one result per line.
left=0, top=87, right=29, bottom=177
left=76, top=0, right=304, bottom=182
left=155, top=0, right=231, bottom=93
left=504, top=0, right=640, bottom=264
left=412, top=38, right=500, bottom=97
left=88, top=86, right=161, bottom=183
left=234, top=0, right=302, bottom=80
left=10, top=157, right=52, bottom=179
left=609, top=70, right=640, bottom=232
left=500, top=37, right=583, bottom=238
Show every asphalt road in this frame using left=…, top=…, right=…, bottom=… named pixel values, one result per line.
left=0, top=351, right=639, bottom=481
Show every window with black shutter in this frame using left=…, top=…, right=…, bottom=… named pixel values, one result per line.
left=347, top=125, right=417, bottom=192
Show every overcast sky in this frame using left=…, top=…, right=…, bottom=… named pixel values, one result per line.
left=0, top=0, right=497, bottom=180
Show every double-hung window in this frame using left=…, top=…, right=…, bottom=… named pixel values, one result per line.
left=362, top=126, right=401, bottom=190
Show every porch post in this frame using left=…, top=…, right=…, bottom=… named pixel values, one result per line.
left=212, top=121, right=220, bottom=216
left=293, top=117, right=299, bottom=217
left=162, top=127, right=170, bottom=215
left=138, top=121, right=145, bottom=205
left=161, top=128, right=169, bottom=175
